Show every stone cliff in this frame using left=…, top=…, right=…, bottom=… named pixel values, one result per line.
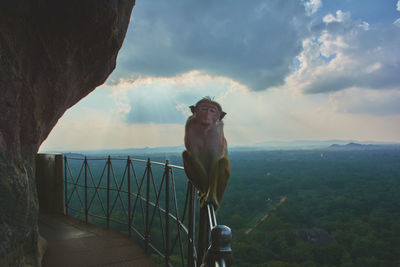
left=0, top=1, right=135, bottom=265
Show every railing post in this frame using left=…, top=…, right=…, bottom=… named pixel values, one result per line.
left=204, top=225, right=232, bottom=267
left=188, top=183, right=196, bottom=267
left=64, top=156, right=68, bottom=216
left=84, top=156, right=88, bottom=223
left=107, top=155, right=111, bottom=229
left=127, top=156, right=132, bottom=236
left=198, top=204, right=209, bottom=266
left=145, top=158, right=151, bottom=251
left=207, top=203, right=217, bottom=228
left=165, top=160, right=170, bottom=266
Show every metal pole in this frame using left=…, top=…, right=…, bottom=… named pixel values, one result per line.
left=207, top=203, right=217, bottom=228
left=107, top=155, right=111, bottom=229
left=165, top=160, right=170, bottom=266
left=188, top=183, right=196, bottom=267
left=84, top=156, right=88, bottom=223
left=204, top=225, right=232, bottom=267
left=64, top=156, right=68, bottom=216
left=128, top=156, right=132, bottom=236
left=145, top=158, right=151, bottom=251
left=197, top=204, right=208, bottom=266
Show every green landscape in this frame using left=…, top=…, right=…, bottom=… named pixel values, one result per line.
left=64, top=144, right=400, bottom=266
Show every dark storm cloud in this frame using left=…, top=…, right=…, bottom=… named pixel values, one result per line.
left=110, top=1, right=311, bottom=91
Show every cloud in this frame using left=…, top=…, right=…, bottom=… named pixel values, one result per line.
left=287, top=10, right=400, bottom=94
left=330, top=88, right=400, bottom=116
left=107, top=71, right=246, bottom=124
left=110, top=2, right=400, bottom=96
left=393, top=0, right=400, bottom=26
left=41, top=71, right=400, bottom=151
left=323, top=10, right=350, bottom=24
left=303, top=0, right=322, bottom=16
left=109, top=1, right=311, bottom=91
left=394, top=18, right=400, bottom=27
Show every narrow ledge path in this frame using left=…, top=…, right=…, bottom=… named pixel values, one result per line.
left=39, top=213, right=156, bottom=267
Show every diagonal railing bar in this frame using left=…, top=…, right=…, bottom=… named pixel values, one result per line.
left=153, top=167, right=169, bottom=256
left=171, top=182, right=191, bottom=250
left=129, top=161, right=139, bottom=196
left=65, top=158, right=85, bottom=211
left=144, top=158, right=151, bottom=250
left=65, top=156, right=68, bottom=215
left=164, top=162, right=170, bottom=265
left=107, top=156, right=111, bottom=229
left=147, top=164, right=166, bottom=252
left=87, top=159, right=108, bottom=212
left=169, top=168, right=186, bottom=265
left=150, top=167, right=171, bottom=257
left=65, top=159, right=83, bottom=206
left=171, top=181, right=191, bottom=254
left=108, top=160, right=127, bottom=217
left=187, top=182, right=197, bottom=266
left=130, top=162, right=147, bottom=232
left=108, top=160, right=129, bottom=219
left=84, top=157, right=88, bottom=223
left=127, top=158, right=139, bottom=235
left=86, top=162, right=107, bottom=216
left=180, top=182, right=191, bottom=228
left=127, top=156, right=132, bottom=236
left=138, top=165, right=147, bottom=232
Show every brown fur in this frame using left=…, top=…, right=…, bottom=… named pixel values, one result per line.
left=182, top=98, right=230, bottom=208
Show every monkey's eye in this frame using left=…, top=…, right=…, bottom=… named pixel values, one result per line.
left=200, top=106, right=208, bottom=111
left=209, top=107, right=217, bottom=113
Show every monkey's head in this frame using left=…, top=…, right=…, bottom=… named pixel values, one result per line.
left=190, top=97, right=226, bottom=126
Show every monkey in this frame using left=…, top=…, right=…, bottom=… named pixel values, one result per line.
left=182, top=97, right=230, bottom=209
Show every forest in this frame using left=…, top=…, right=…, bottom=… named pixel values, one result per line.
left=63, top=145, right=400, bottom=266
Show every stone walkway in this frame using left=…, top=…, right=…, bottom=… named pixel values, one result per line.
left=39, top=213, right=156, bottom=267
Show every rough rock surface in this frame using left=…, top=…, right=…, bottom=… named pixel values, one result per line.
left=0, top=1, right=135, bottom=265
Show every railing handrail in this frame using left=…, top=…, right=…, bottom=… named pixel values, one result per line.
left=65, top=156, right=185, bottom=170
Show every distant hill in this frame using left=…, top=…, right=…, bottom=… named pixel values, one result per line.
left=63, top=152, right=85, bottom=158
left=328, top=142, right=400, bottom=151
left=255, top=140, right=357, bottom=150
left=40, top=140, right=400, bottom=155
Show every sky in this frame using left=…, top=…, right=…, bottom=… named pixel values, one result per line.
left=40, top=0, right=400, bottom=151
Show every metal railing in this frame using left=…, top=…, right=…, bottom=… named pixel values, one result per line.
left=199, top=203, right=232, bottom=267
left=63, top=155, right=231, bottom=266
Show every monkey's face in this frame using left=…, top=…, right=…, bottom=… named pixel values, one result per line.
left=196, top=103, right=220, bottom=126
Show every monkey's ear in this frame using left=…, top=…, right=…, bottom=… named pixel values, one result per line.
left=220, top=112, right=227, bottom=120
left=189, top=105, right=196, bottom=114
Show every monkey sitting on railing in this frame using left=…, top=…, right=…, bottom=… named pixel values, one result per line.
left=182, top=97, right=230, bottom=209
